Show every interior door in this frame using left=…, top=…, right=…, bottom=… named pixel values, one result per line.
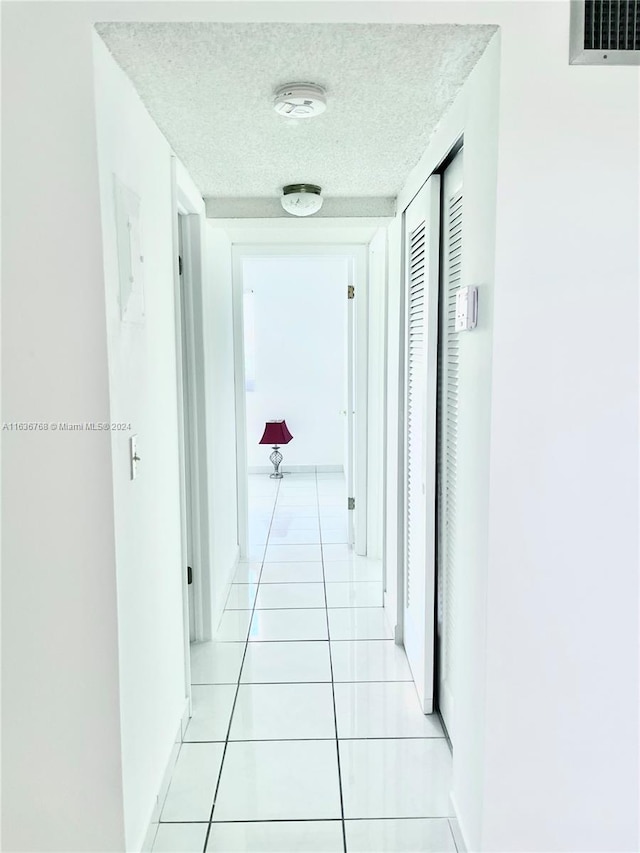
left=436, top=148, right=464, bottom=742
left=402, top=175, right=441, bottom=713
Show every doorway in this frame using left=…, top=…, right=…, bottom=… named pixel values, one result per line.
left=232, top=245, right=369, bottom=562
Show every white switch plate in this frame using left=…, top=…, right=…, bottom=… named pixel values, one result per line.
left=455, top=286, right=478, bottom=332
left=130, top=435, right=140, bottom=480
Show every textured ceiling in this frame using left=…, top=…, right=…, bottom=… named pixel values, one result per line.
left=96, top=22, right=496, bottom=202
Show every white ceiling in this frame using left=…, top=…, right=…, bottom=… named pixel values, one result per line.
left=96, top=22, right=496, bottom=212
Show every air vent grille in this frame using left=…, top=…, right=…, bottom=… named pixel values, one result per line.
left=584, top=0, right=640, bottom=50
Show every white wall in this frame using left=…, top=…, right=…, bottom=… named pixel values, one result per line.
left=383, top=4, right=639, bottom=852
left=1, top=7, right=125, bottom=851
left=242, top=255, right=348, bottom=470
left=92, top=35, right=191, bottom=852
left=482, top=7, right=638, bottom=851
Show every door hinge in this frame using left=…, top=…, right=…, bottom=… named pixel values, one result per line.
left=187, top=565, right=193, bottom=585
left=348, top=497, right=355, bottom=510
left=348, top=285, right=355, bottom=300
left=178, top=255, right=183, bottom=276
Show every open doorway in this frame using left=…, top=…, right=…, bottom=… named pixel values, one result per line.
left=232, top=245, right=369, bottom=562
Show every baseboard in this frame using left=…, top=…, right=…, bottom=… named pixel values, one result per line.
left=140, top=699, right=191, bottom=852
left=449, top=793, right=470, bottom=852
left=209, top=545, right=240, bottom=639
left=247, top=464, right=345, bottom=475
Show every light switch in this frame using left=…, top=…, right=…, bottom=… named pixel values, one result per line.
left=454, top=286, right=478, bottom=332
left=130, top=435, right=140, bottom=480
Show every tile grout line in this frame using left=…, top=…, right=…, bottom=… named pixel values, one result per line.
left=315, top=468, right=349, bottom=853
left=201, top=476, right=282, bottom=853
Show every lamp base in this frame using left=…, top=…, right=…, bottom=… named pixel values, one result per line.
left=269, top=445, right=284, bottom=479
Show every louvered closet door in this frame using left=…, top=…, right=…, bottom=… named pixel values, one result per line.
left=437, top=149, right=464, bottom=742
left=403, top=175, right=440, bottom=713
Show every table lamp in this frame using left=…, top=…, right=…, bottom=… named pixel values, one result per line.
left=259, top=420, right=293, bottom=479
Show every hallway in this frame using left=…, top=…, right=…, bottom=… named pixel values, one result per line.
left=152, top=473, right=455, bottom=853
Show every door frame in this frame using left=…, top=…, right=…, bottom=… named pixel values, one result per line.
left=231, top=243, right=369, bottom=558
left=171, top=157, right=211, bottom=686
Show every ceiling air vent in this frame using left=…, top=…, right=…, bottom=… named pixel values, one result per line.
left=570, top=0, right=640, bottom=63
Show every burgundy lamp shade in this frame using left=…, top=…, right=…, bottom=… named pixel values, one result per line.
left=259, top=420, right=293, bottom=445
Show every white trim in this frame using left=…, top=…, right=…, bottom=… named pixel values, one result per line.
left=231, top=243, right=369, bottom=558
left=170, top=159, right=193, bottom=705
left=140, top=698, right=191, bottom=853
left=175, top=174, right=213, bottom=641
left=231, top=249, right=250, bottom=559
left=353, top=246, right=369, bottom=555
left=449, top=794, right=470, bottom=853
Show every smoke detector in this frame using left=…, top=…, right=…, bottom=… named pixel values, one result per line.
left=274, top=83, right=327, bottom=118
left=281, top=184, right=323, bottom=217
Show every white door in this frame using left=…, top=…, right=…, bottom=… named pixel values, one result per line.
left=403, top=175, right=441, bottom=713
left=437, top=149, right=464, bottom=741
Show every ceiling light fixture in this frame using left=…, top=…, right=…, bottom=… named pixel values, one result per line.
left=281, top=184, right=323, bottom=217
left=274, top=83, right=327, bottom=119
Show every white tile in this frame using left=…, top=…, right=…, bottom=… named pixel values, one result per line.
left=271, top=517, right=321, bottom=532
left=339, top=739, right=453, bottom=818
left=184, top=685, right=237, bottom=742
left=259, top=562, right=324, bottom=583
left=229, top=683, right=335, bottom=740
left=233, top=562, right=262, bottom=583
left=206, top=821, right=343, bottom=852
left=161, top=742, right=224, bottom=822
left=330, top=641, right=413, bottom=682
left=264, top=544, right=323, bottom=562
left=334, top=682, right=445, bottom=739
left=327, top=608, right=394, bottom=641
left=449, top=817, right=466, bottom=852
left=215, top=610, right=252, bottom=642
left=277, top=495, right=318, bottom=507
left=225, top=584, right=258, bottom=610
left=246, top=545, right=267, bottom=562
left=268, top=530, right=322, bottom=545
left=320, top=530, right=349, bottom=544
left=323, top=560, right=383, bottom=583
left=255, top=583, right=326, bottom=610
left=249, top=609, right=328, bottom=641
left=190, top=642, right=245, bottom=684
left=152, top=823, right=208, bottom=853
left=273, top=507, right=319, bottom=519
left=322, top=544, right=357, bottom=561
left=345, top=818, right=456, bottom=852
left=325, top=581, right=383, bottom=608
left=213, top=740, right=341, bottom=821
left=240, top=641, right=332, bottom=683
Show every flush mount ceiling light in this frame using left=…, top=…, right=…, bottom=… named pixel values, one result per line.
left=281, top=184, right=323, bottom=217
left=274, top=83, right=327, bottom=118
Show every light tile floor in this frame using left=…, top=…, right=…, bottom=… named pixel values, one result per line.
left=152, top=472, right=456, bottom=853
